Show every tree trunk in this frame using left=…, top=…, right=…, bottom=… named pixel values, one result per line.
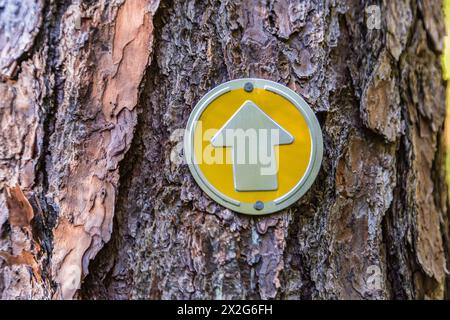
left=0, top=0, right=449, bottom=300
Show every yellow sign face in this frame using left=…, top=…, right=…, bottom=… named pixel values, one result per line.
left=184, top=79, right=323, bottom=215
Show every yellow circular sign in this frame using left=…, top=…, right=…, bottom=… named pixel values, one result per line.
left=184, top=79, right=322, bottom=215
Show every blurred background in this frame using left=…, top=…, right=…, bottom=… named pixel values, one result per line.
left=444, top=0, right=450, bottom=188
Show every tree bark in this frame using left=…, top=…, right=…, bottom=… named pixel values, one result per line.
left=0, top=0, right=448, bottom=300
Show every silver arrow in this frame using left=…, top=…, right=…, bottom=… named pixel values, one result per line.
left=211, top=100, right=294, bottom=191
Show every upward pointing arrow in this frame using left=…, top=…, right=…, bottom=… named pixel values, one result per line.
left=211, top=100, right=294, bottom=191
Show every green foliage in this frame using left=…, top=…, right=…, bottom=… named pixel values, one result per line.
left=445, top=0, right=450, bottom=190
left=443, top=0, right=450, bottom=79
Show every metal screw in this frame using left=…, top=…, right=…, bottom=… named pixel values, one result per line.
left=254, top=201, right=264, bottom=210
left=244, top=82, right=254, bottom=92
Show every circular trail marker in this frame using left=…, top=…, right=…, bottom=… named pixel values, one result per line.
left=184, top=78, right=323, bottom=215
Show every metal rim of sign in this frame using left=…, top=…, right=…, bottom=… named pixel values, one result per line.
left=184, top=78, right=323, bottom=215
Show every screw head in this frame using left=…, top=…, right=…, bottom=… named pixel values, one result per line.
left=244, top=82, right=254, bottom=92
left=254, top=201, right=264, bottom=210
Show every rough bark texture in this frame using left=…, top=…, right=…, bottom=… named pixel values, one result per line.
left=0, top=0, right=449, bottom=300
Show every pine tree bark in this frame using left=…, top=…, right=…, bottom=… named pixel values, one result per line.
left=0, top=0, right=449, bottom=300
